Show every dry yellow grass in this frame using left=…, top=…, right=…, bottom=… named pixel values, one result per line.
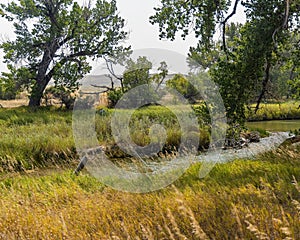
left=0, top=145, right=299, bottom=239
left=0, top=99, right=29, bottom=108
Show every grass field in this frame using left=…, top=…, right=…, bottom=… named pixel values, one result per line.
left=0, top=106, right=212, bottom=172
left=0, top=104, right=299, bottom=239
left=246, top=101, right=300, bottom=121
left=0, top=146, right=299, bottom=239
left=0, top=107, right=76, bottom=172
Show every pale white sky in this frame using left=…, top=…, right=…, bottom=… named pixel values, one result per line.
left=0, top=0, right=246, bottom=74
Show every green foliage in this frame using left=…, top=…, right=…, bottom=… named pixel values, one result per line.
left=107, top=57, right=169, bottom=107
left=268, top=65, right=292, bottom=99
left=210, top=11, right=298, bottom=123
left=107, top=88, right=123, bottom=108
left=123, top=56, right=152, bottom=89
left=151, top=0, right=300, bottom=126
left=284, top=33, right=300, bottom=99
left=150, top=0, right=229, bottom=50
left=192, top=103, right=211, bottom=126
left=0, top=0, right=129, bottom=106
left=0, top=77, right=17, bottom=100
left=166, top=74, right=200, bottom=103
left=292, top=80, right=300, bottom=99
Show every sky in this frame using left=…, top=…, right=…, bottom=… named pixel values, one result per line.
left=0, top=0, right=246, bottom=74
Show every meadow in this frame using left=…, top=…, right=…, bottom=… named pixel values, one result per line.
left=0, top=106, right=212, bottom=172
left=0, top=146, right=299, bottom=239
left=0, top=104, right=299, bottom=239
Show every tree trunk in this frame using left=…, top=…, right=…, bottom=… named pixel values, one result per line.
left=28, top=79, right=49, bottom=107
left=28, top=41, right=60, bottom=107
left=254, top=59, right=271, bottom=113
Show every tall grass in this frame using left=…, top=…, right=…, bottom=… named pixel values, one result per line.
left=0, top=145, right=299, bottom=239
left=246, top=101, right=300, bottom=121
left=0, top=106, right=211, bottom=172
left=1, top=102, right=299, bottom=172
left=0, top=107, right=76, bottom=172
left=0, top=106, right=299, bottom=239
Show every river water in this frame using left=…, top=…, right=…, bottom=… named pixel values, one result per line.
left=246, top=120, right=300, bottom=132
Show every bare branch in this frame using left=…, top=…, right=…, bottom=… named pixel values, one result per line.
left=89, top=84, right=113, bottom=94
left=272, top=0, right=290, bottom=44
left=104, top=56, right=125, bottom=92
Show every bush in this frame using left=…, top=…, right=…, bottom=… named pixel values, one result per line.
left=0, top=78, right=17, bottom=100
left=43, top=86, right=76, bottom=109
left=107, top=88, right=124, bottom=108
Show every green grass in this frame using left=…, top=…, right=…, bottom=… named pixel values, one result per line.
left=0, top=106, right=211, bottom=172
left=0, top=106, right=299, bottom=239
left=0, top=107, right=76, bottom=172
left=1, top=102, right=299, bottom=172
left=0, top=146, right=299, bottom=239
left=246, top=101, right=300, bottom=121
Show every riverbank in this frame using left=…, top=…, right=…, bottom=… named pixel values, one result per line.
left=0, top=106, right=210, bottom=172
left=1, top=105, right=299, bottom=173
left=246, top=101, right=300, bottom=121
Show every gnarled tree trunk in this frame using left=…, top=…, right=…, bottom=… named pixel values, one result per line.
left=29, top=41, right=60, bottom=107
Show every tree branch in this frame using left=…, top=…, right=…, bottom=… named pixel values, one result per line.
left=89, top=84, right=113, bottom=94
left=104, top=57, right=125, bottom=92
left=64, top=39, right=110, bottom=59
left=44, top=0, right=62, bottom=31
left=221, top=0, right=239, bottom=53
left=255, top=59, right=271, bottom=113
left=272, top=0, right=290, bottom=44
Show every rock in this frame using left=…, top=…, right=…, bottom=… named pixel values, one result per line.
left=292, top=142, right=300, bottom=147
left=74, top=146, right=103, bottom=175
left=280, top=135, right=300, bottom=147
left=242, top=131, right=260, bottom=143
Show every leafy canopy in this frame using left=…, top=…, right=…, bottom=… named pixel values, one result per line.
left=0, top=0, right=129, bottom=106
left=151, top=0, right=300, bottom=123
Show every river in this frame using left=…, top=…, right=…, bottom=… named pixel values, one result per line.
left=246, top=120, right=300, bottom=132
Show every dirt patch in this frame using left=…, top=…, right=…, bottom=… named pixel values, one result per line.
left=0, top=99, right=29, bottom=108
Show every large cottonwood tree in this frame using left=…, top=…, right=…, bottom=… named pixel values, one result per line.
left=150, top=0, right=300, bottom=123
left=0, top=0, right=129, bottom=106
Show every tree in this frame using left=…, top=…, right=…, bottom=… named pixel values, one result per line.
left=106, top=56, right=169, bottom=107
left=0, top=76, right=17, bottom=100
left=166, top=74, right=201, bottom=103
left=123, top=56, right=153, bottom=90
left=0, top=64, right=30, bottom=100
left=150, top=0, right=229, bottom=51
left=0, top=0, right=129, bottom=107
left=285, top=32, right=300, bottom=101
left=150, top=0, right=300, bottom=124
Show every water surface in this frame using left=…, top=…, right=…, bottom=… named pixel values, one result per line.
left=246, top=120, right=300, bottom=132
